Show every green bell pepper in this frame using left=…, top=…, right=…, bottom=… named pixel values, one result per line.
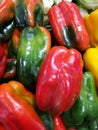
left=78, top=117, right=98, bottom=130
left=17, top=26, right=51, bottom=88
left=62, top=71, right=98, bottom=129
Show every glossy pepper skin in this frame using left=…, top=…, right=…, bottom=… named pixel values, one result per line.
left=0, top=0, right=16, bottom=25
left=62, top=71, right=98, bottom=129
left=15, top=0, right=43, bottom=29
left=0, top=81, right=46, bottom=130
left=48, top=1, right=90, bottom=51
left=84, top=9, right=98, bottom=47
left=36, top=46, right=83, bottom=116
left=0, top=45, right=7, bottom=78
left=0, top=0, right=16, bottom=41
left=54, top=116, right=67, bottom=130
left=17, top=26, right=51, bottom=86
left=0, top=20, right=15, bottom=41
left=83, top=46, right=98, bottom=89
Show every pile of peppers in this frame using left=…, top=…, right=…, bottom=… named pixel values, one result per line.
left=0, top=0, right=98, bottom=129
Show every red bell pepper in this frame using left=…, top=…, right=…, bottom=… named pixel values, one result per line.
left=0, top=44, right=7, bottom=78
left=0, top=123, right=5, bottom=130
left=48, top=1, right=90, bottom=51
left=0, top=0, right=16, bottom=24
left=0, top=81, right=46, bottom=130
left=36, top=46, right=83, bottom=116
left=54, top=116, right=67, bottom=130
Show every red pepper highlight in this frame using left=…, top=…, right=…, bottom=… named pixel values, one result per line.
left=48, top=1, right=90, bottom=51
left=36, top=46, right=83, bottom=116
left=0, top=81, right=46, bottom=130
left=54, top=116, right=67, bottom=130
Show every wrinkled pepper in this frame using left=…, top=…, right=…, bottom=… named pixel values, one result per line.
left=0, top=44, right=7, bottom=78
left=84, top=9, right=98, bottom=47
left=15, top=0, right=43, bottom=29
left=36, top=46, right=83, bottom=116
left=17, top=26, right=51, bottom=87
left=0, top=0, right=16, bottom=25
left=83, top=46, right=98, bottom=89
left=62, top=71, right=98, bottom=129
left=48, top=1, right=90, bottom=51
left=0, top=80, right=46, bottom=130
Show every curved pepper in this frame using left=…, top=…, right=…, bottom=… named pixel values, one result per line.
left=17, top=26, right=51, bottom=87
left=62, top=71, right=98, bottom=129
left=0, top=0, right=16, bottom=25
left=84, top=9, right=98, bottom=47
left=0, top=20, right=15, bottom=41
left=0, top=80, right=46, bottom=130
left=36, top=46, right=83, bottom=116
left=0, top=45, right=7, bottom=79
left=15, top=0, right=43, bottom=29
left=48, top=1, right=90, bottom=51
left=54, top=116, right=67, bottom=130
left=83, top=46, right=98, bottom=89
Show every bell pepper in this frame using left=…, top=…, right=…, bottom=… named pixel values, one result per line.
left=8, top=28, right=20, bottom=58
left=0, top=45, right=7, bottom=79
left=36, top=46, right=83, bottom=116
left=62, top=71, right=98, bottom=129
left=54, top=116, right=67, bottom=130
left=0, top=20, right=15, bottom=41
left=84, top=9, right=98, bottom=47
left=76, top=117, right=98, bottom=130
left=0, top=80, right=46, bottom=130
left=48, top=1, right=90, bottom=51
left=0, top=0, right=16, bottom=25
left=17, top=26, right=51, bottom=87
left=15, top=0, right=43, bottom=29
left=83, top=46, right=98, bottom=89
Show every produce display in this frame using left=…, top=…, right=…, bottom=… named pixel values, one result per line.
left=0, top=0, right=98, bottom=129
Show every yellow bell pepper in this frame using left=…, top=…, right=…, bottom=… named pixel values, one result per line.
left=84, top=9, right=98, bottom=47
left=83, top=46, right=98, bottom=89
